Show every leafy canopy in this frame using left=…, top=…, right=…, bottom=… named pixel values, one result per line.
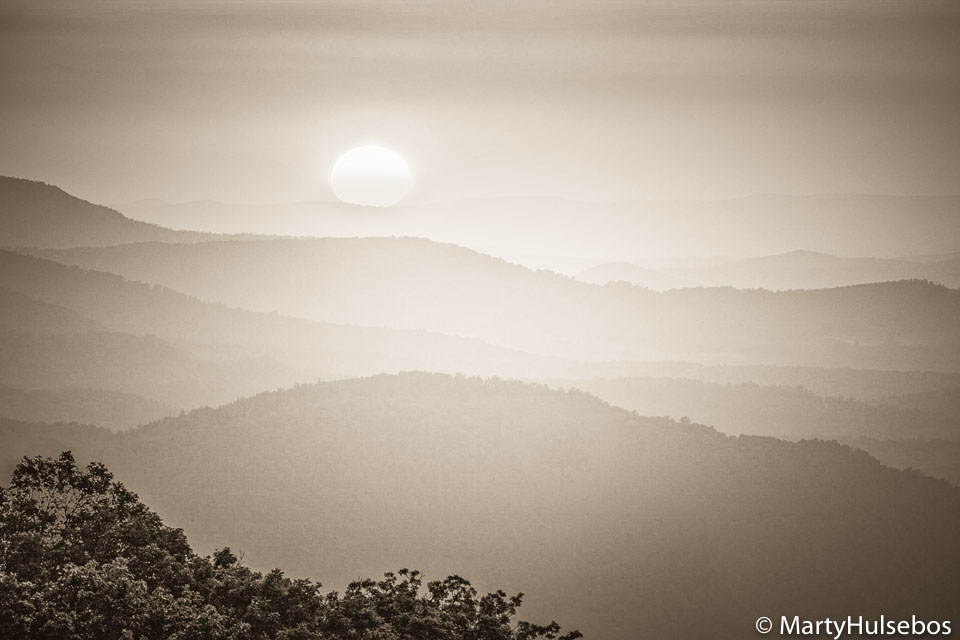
left=0, top=452, right=581, bottom=640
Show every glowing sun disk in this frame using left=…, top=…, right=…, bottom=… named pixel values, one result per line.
left=330, top=145, right=412, bottom=207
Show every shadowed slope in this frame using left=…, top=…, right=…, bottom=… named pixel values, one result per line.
left=673, top=250, right=960, bottom=290
left=1, top=373, right=956, bottom=638
left=33, top=238, right=960, bottom=369
left=0, top=176, right=211, bottom=248
left=0, top=385, right=176, bottom=431
left=0, top=250, right=577, bottom=395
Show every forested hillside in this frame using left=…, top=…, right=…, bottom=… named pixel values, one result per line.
left=116, top=193, right=960, bottom=262
left=567, top=376, right=960, bottom=485
left=0, top=250, right=577, bottom=412
left=592, top=363, right=960, bottom=401
left=0, top=386, right=174, bottom=431
left=0, top=176, right=210, bottom=248
left=1, top=374, right=957, bottom=638
left=1, top=180, right=957, bottom=636
left=33, top=239, right=960, bottom=368
left=0, top=319, right=311, bottom=410
left=0, top=452, right=580, bottom=640
left=670, top=250, right=960, bottom=290
left=569, top=377, right=960, bottom=441
left=5, top=2, right=960, bottom=637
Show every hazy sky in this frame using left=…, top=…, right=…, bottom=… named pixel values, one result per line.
left=1, top=0, right=958, bottom=204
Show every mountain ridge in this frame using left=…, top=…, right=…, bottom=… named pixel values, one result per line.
left=0, top=249, right=583, bottom=402
left=115, top=191, right=960, bottom=268
left=0, top=176, right=214, bottom=248
left=1, top=372, right=957, bottom=639
left=28, top=238, right=960, bottom=369
left=580, top=250, right=960, bottom=290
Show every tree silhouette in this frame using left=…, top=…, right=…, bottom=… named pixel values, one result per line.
left=0, top=452, right=581, bottom=639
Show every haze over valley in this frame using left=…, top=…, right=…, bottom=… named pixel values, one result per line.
left=2, top=172, right=959, bottom=637
left=2, top=2, right=959, bottom=638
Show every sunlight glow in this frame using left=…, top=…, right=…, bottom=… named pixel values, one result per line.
left=330, top=145, right=413, bottom=207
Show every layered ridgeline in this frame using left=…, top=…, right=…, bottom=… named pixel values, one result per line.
left=670, top=250, right=960, bottom=290
left=8, top=177, right=960, bottom=371
left=563, top=362, right=960, bottom=402
left=579, top=250, right=960, bottom=291
left=0, top=452, right=580, bottom=640
left=0, top=249, right=573, bottom=410
left=0, top=385, right=174, bottom=431
left=563, top=377, right=960, bottom=441
left=561, top=365, right=960, bottom=486
left=562, top=376, right=960, bottom=486
left=1, top=374, right=958, bottom=639
left=0, top=176, right=212, bottom=248
left=118, top=194, right=960, bottom=267
left=30, top=238, right=960, bottom=369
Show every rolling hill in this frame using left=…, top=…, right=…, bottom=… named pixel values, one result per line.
left=0, top=385, right=175, bottom=431
left=4, top=176, right=959, bottom=637
left=31, top=238, right=960, bottom=369
left=838, top=437, right=960, bottom=488
left=565, top=376, right=960, bottom=442
left=561, top=376, right=960, bottom=485
left=584, top=362, right=960, bottom=401
left=581, top=250, right=960, bottom=290
left=117, top=194, right=960, bottom=270
left=0, top=286, right=102, bottom=334
left=0, top=250, right=577, bottom=403
left=877, top=387, right=960, bottom=422
left=0, top=418, right=114, bottom=483
left=1, top=373, right=957, bottom=639
left=673, top=250, right=960, bottom=290
left=575, top=262, right=688, bottom=290
left=0, top=176, right=213, bottom=248
left=0, top=328, right=310, bottom=410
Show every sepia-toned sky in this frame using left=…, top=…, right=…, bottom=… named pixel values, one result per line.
left=1, top=0, right=958, bottom=204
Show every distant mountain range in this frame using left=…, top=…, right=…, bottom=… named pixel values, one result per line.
left=0, top=385, right=174, bottom=431
left=5, top=245, right=959, bottom=480
left=577, top=262, right=690, bottom=289
left=0, top=176, right=215, bottom=248
left=30, top=239, right=960, bottom=369
left=566, top=376, right=960, bottom=442
left=116, top=193, right=960, bottom=271
left=1, top=373, right=957, bottom=639
left=9, top=174, right=959, bottom=289
left=0, top=250, right=577, bottom=408
left=562, top=375, right=960, bottom=485
left=3, top=175, right=960, bottom=638
left=5, top=175, right=960, bottom=427
left=580, top=249, right=960, bottom=290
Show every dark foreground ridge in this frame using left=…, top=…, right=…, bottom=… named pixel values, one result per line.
left=2, top=373, right=959, bottom=638
left=0, top=452, right=581, bottom=640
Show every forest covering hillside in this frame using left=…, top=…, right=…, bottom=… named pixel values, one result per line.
left=580, top=250, right=960, bottom=291
left=1, top=374, right=958, bottom=638
left=31, top=238, right=960, bottom=369
left=564, top=376, right=960, bottom=485
left=0, top=250, right=577, bottom=405
left=0, top=452, right=580, bottom=639
left=671, top=250, right=960, bottom=290
left=567, top=377, right=960, bottom=441
left=116, top=193, right=960, bottom=264
left=0, top=386, right=174, bottom=431
left=2, top=178, right=959, bottom=638
left=601, top=362, right=960, bottom=401
left=0, top=176, right=211, bottom=248
left=5, top=0, right=960, bottom=635
left=0, top=328, right=310, bottom=409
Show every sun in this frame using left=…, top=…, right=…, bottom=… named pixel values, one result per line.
left=330, top=145, right=413, bottom=207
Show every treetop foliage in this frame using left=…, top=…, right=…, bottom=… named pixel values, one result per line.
left=0, top=452, right=581, bottom=640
